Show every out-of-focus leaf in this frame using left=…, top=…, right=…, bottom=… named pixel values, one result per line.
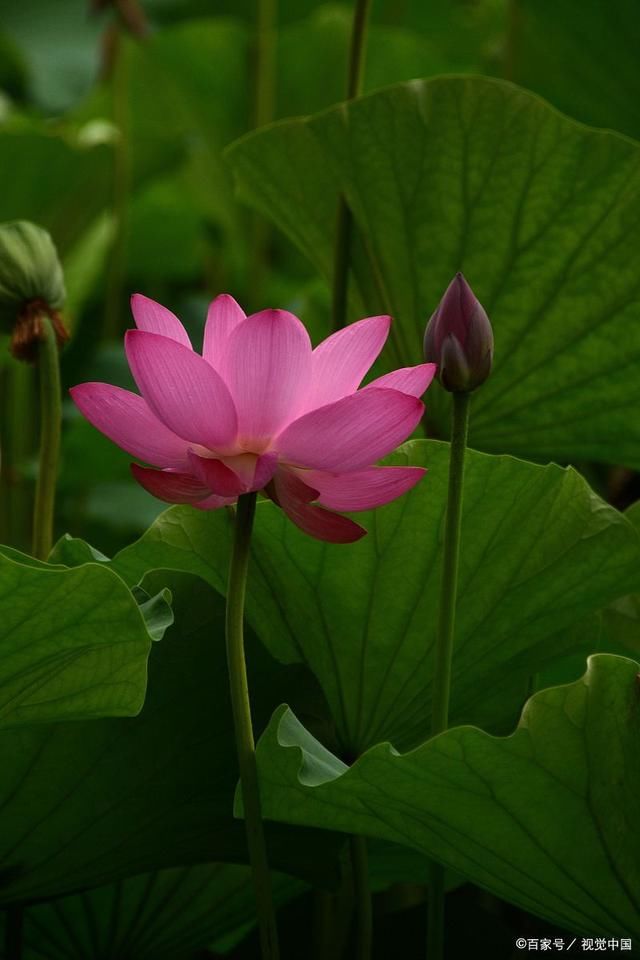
left=118, top=20, right=247, bottom=206
left=277, top=3, right=503, bottom=120
left=227, top=76, right=640, bottom=467
left=1, top=0, right=102, bottom=113
left=250, top=655, right=640, bottom=938
left=127, top=177, right=205, bottom=285
left=0, top=548, right=157, bottom=729
left=62, top=213, right=115, bottom=323
left=511, top=0, right=640, bottom=140
left=0, top=130, right=111, bottom=255
left=112, top=441, right=640, bottom=754
left=0, top=573, right=342, bottom=905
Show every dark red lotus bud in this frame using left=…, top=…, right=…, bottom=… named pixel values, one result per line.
left=423, top=273, right=493, bottom=393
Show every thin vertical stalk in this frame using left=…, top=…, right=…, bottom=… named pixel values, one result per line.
left=345, top=0, right=373, bottom=100
left=331, top=0, right=373, bottom=331
left=427, top=391, right=471, bottom=960
left=312, top=890, right=334, bottom=960
left=430, top=392, right=470, bottom=733
left=32, top=316, right=62, bottom=560
left=350, top=835, right=372, bottom=960
left=4, top=905, right=23, bottom=960
left=0, top=363, right=34, bottom=551
left=312, top=867, right=354, bottom=960
left=226, top=493, right=279, bottom=960
left=504, top=0, right=520, bottom=83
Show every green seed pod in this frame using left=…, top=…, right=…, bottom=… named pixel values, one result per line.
left=0, top=221, right=68, bottom=361
left=0, top=221, right=65, bottom=325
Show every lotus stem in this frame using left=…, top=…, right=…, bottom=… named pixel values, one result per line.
left=225, top=492, right=279, bottom=960
left=428, top=390, right=471, bottom=960
left=32, top=315, right=62, bottom=560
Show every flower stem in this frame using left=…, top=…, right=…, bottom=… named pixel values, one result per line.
left=32, top=316, right=62, bottom=561
left=226, top=492, right=279, bottom=960
left=331, top=0, right=373, bottom=332
left=350, top=835, right=372, bottom=960
left=427, top=390, right=471, bottom=960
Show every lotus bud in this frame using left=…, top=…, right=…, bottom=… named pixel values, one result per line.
left=0, top=220, right=68, bottom=362
left=423, top=273, right=493, bottom=393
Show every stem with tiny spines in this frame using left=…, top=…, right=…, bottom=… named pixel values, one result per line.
left=427, top=391, right=471, bottom=960
left=226, top=493, right=279, bottom=960
left=331, top=0, right=373, bottom=332
left=32, top=315, right=62, bottom=560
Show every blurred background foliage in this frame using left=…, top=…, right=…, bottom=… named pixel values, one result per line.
left=1, top=2, right=639, bottom=956
left=1, top=0, right=635, bottom=556
left=0, top=0, right=640, bottom=551
left=1, top=0, right=506, bottom=557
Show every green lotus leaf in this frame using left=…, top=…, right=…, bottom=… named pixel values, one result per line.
left=248, top=654, right=640, bottom=938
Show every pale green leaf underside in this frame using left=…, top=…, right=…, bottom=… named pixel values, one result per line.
left=249, top=655, right=640, bottom=937
left=0, top=550, right=157, bottom=729
left=227, top=76, right=640, bottom=467
left=113, top=440, right=640, bottom=754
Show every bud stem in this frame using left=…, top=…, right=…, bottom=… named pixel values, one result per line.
left=331, top=0, right=373, bottom=332
left=427, top=390, right=471, bottom=960
left=32, top=315, right=62, bottom=561
left=226, top=493, right=280, bottom=960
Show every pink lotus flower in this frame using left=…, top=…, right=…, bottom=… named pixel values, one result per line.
left=71, top=295, right=435, bottom=543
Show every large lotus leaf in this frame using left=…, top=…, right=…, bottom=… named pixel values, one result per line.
left=112, top=441, right=640, bottom=755
left=511, top=0, right=640, bottom=140
left=248, top=654, right=640, bottom=938
left=226, top=76, right=640, bottom=467
left=6, top=864, right=301, bottom=960
left=0, top=548, right=169, bottom=729
left=0, top=572, right=340, bottom=905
